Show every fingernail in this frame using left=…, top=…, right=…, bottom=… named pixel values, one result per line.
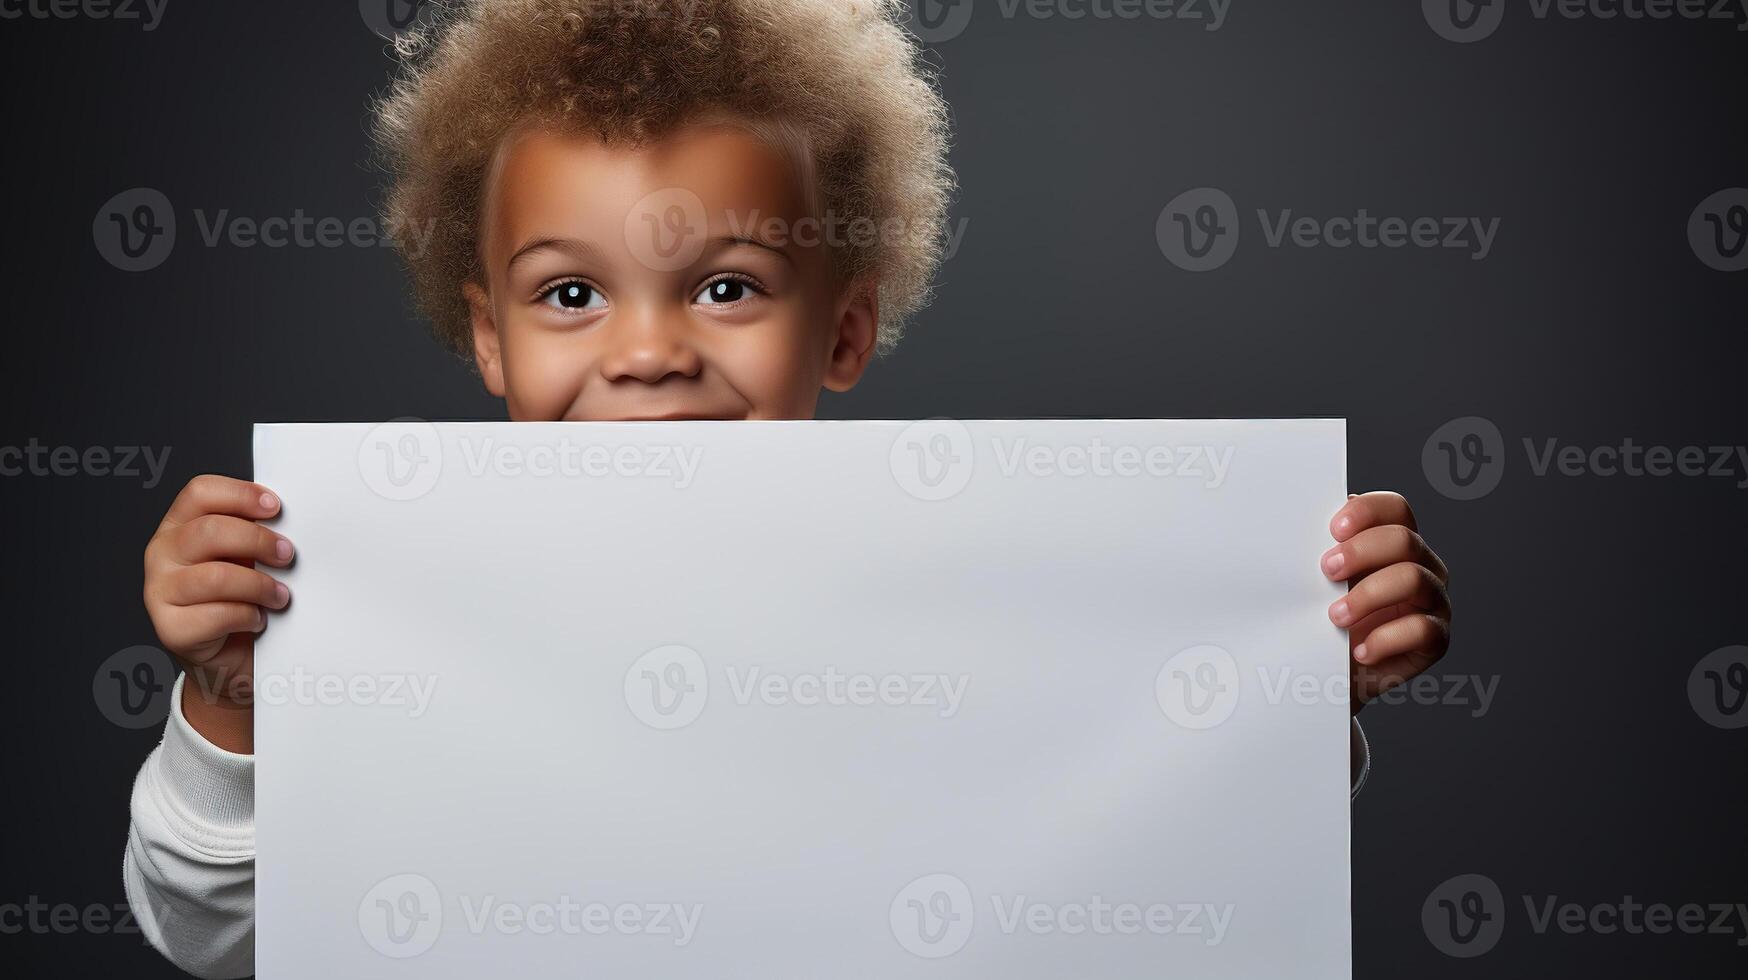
left=1334, top=514, right=1353, bottom=535
left=1330, top=599, right=1352, bottom=626
left=260, top=492, right=280, bottom=512
left=273, top=583, right=290, bottom=608
left=1321, top=549, right=1346, bottom=577
left=1353, top=642, right=1369, bottom=663
left=254, top=610, right=267, bottom=631
left=275, top=538, right=294, bottom=562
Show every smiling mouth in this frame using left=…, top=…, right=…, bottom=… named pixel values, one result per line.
left=571, top=409, right=748, bottom=422
left=610, top=412, right=741, bottom=422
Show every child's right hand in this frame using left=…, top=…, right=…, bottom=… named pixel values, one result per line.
left=143, top=475, right=294, bottom=753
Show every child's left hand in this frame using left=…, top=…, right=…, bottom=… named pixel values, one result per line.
left=1321, top=491, right=1452, bottom=714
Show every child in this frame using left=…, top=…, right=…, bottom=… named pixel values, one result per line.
left=125, top=1, right=1452, bottom=976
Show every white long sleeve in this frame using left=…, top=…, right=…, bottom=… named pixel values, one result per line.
left=122, top=673, right=256, bottom=979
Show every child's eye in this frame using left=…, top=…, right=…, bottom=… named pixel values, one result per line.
left=538, top=280, right=606, bottom=311
left=694, top=275, right=764, bottom=306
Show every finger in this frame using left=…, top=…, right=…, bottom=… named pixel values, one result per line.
left=155, top=603, right=266, bottom=661
left=1352, top=612, right=1449, bottom=666
left=1346, top=603, right=1412, bottom=648
left=160, top=562, right=290, bottom=610
left=1330, top=561, right=1448, bottom=628
left=168, top=514, right=295, bottom=567
left=1322, top=524, right=1447, bottom=584
left=1331, top=490, right=1416, bottom=542
left=164, top=475, right=281, bottom=527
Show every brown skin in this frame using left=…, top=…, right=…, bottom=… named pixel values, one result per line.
left=144, top=124, right=1450, bottom=753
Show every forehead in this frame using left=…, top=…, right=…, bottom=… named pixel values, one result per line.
left=484, top=125, right=810, bottom=256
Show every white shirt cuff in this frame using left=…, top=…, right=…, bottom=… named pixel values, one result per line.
left=154, top=673, right=255, bottom=833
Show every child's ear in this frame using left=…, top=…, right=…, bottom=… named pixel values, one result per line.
left=822, top=281, right=880, bottom=393
left=464, top=281, right=506, bottom=397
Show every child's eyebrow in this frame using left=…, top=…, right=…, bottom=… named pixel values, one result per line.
left=705, top=236, right=794, bottom=266
left=505, top=236, right=605, bottom=273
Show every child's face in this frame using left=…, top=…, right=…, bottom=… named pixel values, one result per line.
left=465, top=124, right=879, bottom=421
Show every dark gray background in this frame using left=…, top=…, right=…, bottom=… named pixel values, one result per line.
left=3, top=1, right=1744, bottom=976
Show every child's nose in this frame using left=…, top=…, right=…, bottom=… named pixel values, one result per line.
left=597, top=310, right=704, bottom=384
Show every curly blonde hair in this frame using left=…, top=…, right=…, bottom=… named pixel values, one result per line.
left=372, top=0, right=954, bottom=357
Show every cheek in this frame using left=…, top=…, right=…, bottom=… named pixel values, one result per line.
left=709, top=313, right=828, bottom=418
left=499, top=323, right=592, bottom=421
